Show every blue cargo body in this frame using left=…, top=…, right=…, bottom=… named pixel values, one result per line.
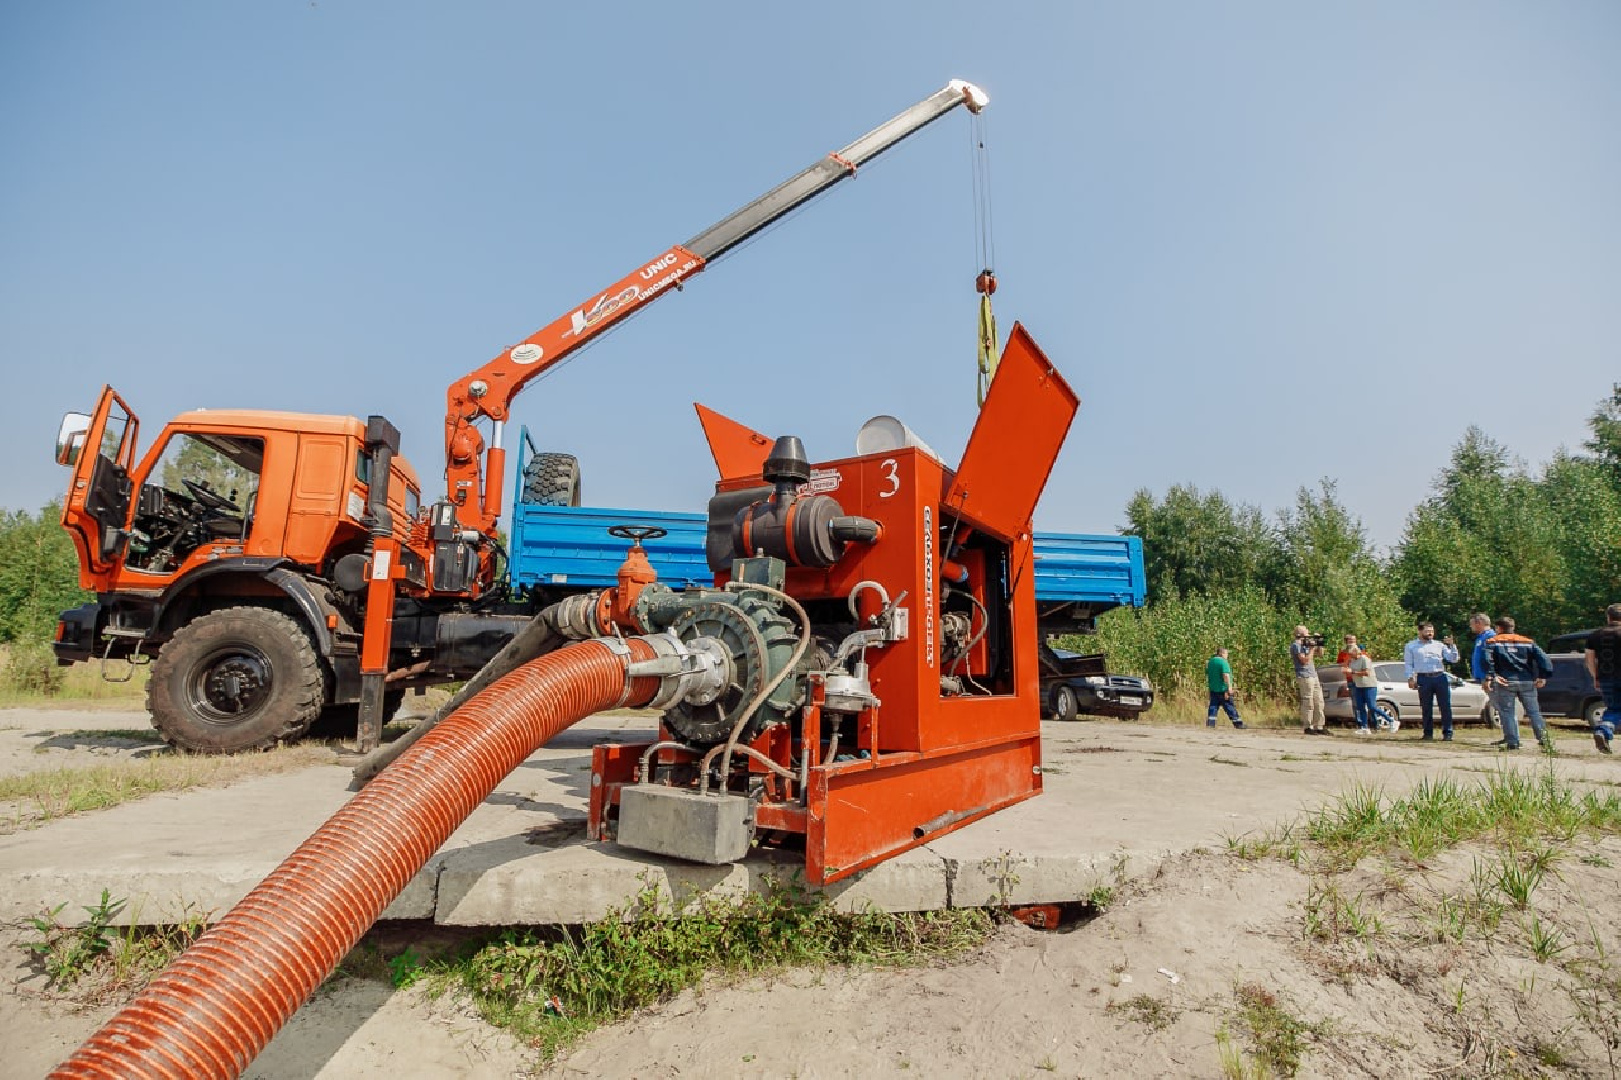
left=509, top=502, right=1144, bottom=624
left=509, top=505, right=715, bottom=591
left=1031, top=531, right=1145, bottom=608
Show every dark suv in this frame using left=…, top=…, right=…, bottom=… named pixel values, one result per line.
left=1539, top=653, right=1606, bottom=727
left=1039, top=646, right=1155, bottom=721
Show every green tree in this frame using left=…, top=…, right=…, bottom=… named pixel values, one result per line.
left=1275, top=481, right=1411, bottom=659
left=1123, top=484, right=1283, bottom=605
left=0, top=503, right=90, bottom=644
left=1391, top=425, right=1605, bottom=642
left=1539, top=452, right=1621, bottom=630
left=1585, top=382, right=1621, bottom=489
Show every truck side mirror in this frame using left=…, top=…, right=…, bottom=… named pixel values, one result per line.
left=55, top=412, right=91, bottom=467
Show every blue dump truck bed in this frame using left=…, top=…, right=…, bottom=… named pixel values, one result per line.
left=509, top=503, right=1144, bottom=631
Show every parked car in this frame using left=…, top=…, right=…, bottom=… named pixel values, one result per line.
left=1318, top=662, right=1495, bottom=727
left=1538, top=653, right=1607, bottom=727
left=1040, top=647, right=1155, bottom=721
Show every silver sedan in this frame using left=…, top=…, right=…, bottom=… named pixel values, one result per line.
left=1320, top=662, right=1496, bottom=726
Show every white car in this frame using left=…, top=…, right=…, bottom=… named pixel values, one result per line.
left=1319, top=662, right=1495, bottom=727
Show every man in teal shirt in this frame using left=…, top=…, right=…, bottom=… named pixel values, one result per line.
left=1206, top=647, right=1244, bottom=728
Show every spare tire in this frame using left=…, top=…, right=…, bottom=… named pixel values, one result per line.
left=521, top=452, right=582, bottom=506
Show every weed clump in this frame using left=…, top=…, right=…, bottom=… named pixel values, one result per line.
left=1228, top=982, right=1323, bottom=1077
left=25, top=889, right=206, bottom=1000
left=434, top=881, right=994, bottom=1059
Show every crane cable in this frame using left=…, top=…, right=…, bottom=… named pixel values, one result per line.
left=969, top=110, right=998, bottom=407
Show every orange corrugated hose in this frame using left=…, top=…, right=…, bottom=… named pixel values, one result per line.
left=52, top=637, right=658, bottom=1080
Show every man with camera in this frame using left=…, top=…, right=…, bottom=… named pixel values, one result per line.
left=1404, top=621, right=1461, bottom=741
left=1291, top=626, right=1328, bottom=735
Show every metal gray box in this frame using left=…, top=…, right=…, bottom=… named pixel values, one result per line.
left=616, top=786, right=754, bottom=865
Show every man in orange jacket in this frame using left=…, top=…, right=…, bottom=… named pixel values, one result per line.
left=1479, top=616, right=1553, bottom=752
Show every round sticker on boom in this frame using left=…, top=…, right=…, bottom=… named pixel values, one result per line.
left=510, top=343, right=544, bottom=365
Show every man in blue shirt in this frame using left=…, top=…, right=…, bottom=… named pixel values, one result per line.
left=1404, top=621, right=1460, bottom=741
left=1469, top=612, right=1501, bottom=744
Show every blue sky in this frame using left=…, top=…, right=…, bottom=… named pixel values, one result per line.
left=3, top=2, right=1617, bottom=550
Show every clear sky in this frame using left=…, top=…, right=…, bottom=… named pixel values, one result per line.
left=3, top=2, right=1617, bottom=550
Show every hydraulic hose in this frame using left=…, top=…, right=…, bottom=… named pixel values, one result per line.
left=52, top=636, right=657, bottom=1080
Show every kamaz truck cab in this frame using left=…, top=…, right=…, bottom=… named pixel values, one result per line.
left=55, top=387, right=431, bottom=751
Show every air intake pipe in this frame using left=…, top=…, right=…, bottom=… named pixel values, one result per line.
left=52, top=632, right=718, bottom=1080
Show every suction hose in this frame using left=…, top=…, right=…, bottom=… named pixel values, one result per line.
left=52, top=636, right=659, bottom=1080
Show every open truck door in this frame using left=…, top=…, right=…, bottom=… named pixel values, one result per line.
left=58, top=385, right=139, bottom=579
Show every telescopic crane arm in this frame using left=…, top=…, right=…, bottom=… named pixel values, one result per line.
left=443, top=79, right=989, bottom=537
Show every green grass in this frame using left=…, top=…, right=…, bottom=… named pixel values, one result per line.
left=418, top=881, right=995, bottom=1061
left=1525, top=914, right=1569, bottom=963
left=0, top=644, right=149, bottom=705
left=1302, top=881, right=1382, bottom=943
left=1216, top=1027, right=1274, bottom=1079
left=0, top=744, right=329, bottom=830
left=1270, top=767, right=1621, bottom=871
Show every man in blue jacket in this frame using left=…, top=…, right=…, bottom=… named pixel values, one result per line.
left=1479, top=616, right=1554, bottom=752
left=1469, top=612, right=1501, bottom=744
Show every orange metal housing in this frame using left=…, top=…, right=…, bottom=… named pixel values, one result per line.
left=591, top=324, right=1079, bottom=883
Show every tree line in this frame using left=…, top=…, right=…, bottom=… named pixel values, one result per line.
left=1072, top=384, right=1621, bottom=701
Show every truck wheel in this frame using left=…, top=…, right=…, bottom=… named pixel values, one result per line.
left=1051, top=685, right=1078, bottom=723
left=147, top=607, right=324, bottom=753
left=521, top=452, right=582, bottom=506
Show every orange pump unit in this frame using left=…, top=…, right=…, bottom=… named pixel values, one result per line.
left=564, top=325, right=1076, bottom=883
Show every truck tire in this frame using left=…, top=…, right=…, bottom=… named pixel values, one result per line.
left=1585, top=699, right=1606, bottom=728
left=521, top=452, right=582, bottom=506
left=1051, top=684, right=1078, bottom=723
left=147, top=607, right=325, bottom=753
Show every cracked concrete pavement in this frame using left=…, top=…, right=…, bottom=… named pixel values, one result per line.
left=2, top=707, right=1617, bottom=928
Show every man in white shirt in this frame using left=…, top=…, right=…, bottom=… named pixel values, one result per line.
left=1404, top=621, right=1460, bottom=741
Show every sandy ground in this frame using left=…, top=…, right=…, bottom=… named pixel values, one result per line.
left=4, top=706, right=1619, bottom=1078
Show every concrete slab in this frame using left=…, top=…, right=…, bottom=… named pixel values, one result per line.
left=2, top=709, right=1616, bottom=928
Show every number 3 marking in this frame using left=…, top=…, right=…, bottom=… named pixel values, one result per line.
left=879, top=458, right=900, bottom=498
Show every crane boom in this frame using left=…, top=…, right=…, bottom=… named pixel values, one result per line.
left=443, top=79, right=988, bottom=536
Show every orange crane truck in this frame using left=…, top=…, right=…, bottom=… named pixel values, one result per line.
left=50, top=81, right=989, bottom=754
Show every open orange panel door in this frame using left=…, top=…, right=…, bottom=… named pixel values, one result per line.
left=942, top=323, right=1078, bottom=542
left=693, top=402, right=774, bottom=482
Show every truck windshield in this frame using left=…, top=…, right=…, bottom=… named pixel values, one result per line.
left=127, top=432, right=266, bottom=574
